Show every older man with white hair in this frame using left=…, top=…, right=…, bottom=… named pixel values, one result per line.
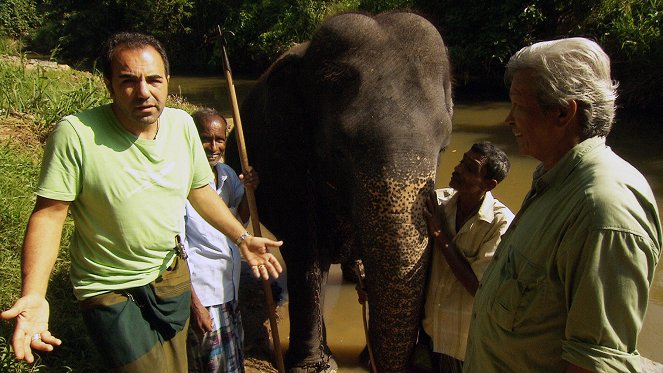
left=464, top=37, right=662, bottom=373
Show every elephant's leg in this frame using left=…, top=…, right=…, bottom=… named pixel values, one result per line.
left=282, top=249, right=336, bottom=372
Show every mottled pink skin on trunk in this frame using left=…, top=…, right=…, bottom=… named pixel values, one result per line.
left=356, top=166, right=437, bottom=372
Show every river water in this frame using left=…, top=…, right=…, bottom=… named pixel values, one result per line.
left=170, top=76, right=663, bottom=370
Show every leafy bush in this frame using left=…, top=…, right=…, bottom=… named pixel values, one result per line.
left=591, top=0, right=663, bottom=108
left=0, top=38, right=21, bottom=56
left=0, top=0, right=40, bottom=38
left=199, top=0, right=362, bottom=73
left=30, top=0, right=194, bottom=69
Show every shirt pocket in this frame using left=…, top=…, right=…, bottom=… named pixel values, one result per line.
left=491, top=247, right=546, bottom=331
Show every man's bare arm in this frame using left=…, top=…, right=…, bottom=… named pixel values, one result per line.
left=1, top=197, right=68, bottom=362
left=187, top=185, right=283, bottom=279
left=423, top=190, right=479, bottom=295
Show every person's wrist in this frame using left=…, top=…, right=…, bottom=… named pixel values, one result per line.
left=236, top=231, right=251, bottom=246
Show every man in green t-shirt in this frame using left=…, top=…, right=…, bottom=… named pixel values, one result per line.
left=1, top=32, right=283, bottom=371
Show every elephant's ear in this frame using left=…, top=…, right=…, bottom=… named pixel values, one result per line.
left=230, top=42, right=310, bottom=170
left=228, top=42, right=314, bottom=232
left=260, top=41, right=311, bottom=152
left=263, top=42, right=309, bottom=86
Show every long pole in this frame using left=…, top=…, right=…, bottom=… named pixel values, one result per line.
left=218, top=26, right=286, bottom=373
left=355, top=261, right=378, bottom=373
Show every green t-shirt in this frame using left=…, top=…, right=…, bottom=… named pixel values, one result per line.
left=37, top=104, right=213, bottom=300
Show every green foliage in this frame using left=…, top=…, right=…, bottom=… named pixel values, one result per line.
left=415, top=0, right=662, bottom=107
left=587, top=0, right=663, bottom=107
left=417, top=0, right=551, bottom=88
left=5, top=0, right=663, bottom=106
left=0, top=137, right=85, bottom=372
left=167, top=93, right=201, bottom=114
left=0, top=336, right=44, bottom=372
left=0, top=38, right=22, bottom=56
left=0, top=0, right=40, bottom=38
left=31, top=0, right=194, bottom=68
left=358, top=0, right=415, bottom=13
left=579, top=0, right=661, bottom=56
left=199, top=0, right=361, bottom=73
left=0, top=56, right=99, bottom=371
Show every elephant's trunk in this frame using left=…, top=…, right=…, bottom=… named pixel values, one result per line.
left=355, top=164, right=436, bottom=372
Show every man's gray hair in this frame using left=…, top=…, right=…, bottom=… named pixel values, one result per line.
left=505, top=37, right=618, bottom=138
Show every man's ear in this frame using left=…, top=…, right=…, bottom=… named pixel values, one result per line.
left=483, top=178, right=498, bottom=192
left=557, top=99, right=578, bottom=128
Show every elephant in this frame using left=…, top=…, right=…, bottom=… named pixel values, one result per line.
left=226, top=11, right=453, bottom=373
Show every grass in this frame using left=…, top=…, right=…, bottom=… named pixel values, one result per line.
left=0, top=52, right=198, bottom=143
left=0, top=140, right=44, bottom=373
left=0, top=134, right=89, bottom=372
left=0, top=57, right=112, bottom=142
left=0, top=38, right=202, bottom=372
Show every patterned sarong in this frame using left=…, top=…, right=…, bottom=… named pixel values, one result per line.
left=80, top=256, right=192, bottom=372
left=186, top=300, right=245, bottom=373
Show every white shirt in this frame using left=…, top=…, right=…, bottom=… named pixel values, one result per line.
left=422, top=188, right=514, bottom=360
left=184, top=163, right=245, bottom=307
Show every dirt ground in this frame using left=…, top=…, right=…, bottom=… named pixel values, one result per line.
left=0, top=115, right=42, bottom=149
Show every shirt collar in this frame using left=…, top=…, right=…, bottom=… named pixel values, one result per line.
left=477, top=191, right=496, bottom=223
left=531, top=136, right=606, bottom=195
left=445, top=189, right=496, bottom=224
left=212, top=163, right=228, bottom=189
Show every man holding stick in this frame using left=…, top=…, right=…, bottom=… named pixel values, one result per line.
left=185, top=108, right=259, bottom=372
left=2, top=32, right=282, bottom=372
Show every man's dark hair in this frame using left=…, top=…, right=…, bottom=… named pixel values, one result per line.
left=100, top=32, right=170, bottom=82
left=471, top=142, right=510, bottom=183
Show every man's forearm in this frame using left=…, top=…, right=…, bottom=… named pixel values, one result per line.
left=237, top=195, right=251, bottom=225
left=189, top=185, right=283, bottom=280
left=436, top=236, right=479, bottom=295
left=188, top=186, right=247, bottom=243
left=21, top=198, right=69, bottom=296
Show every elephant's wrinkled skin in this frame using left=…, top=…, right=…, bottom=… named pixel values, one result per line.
left=226, top=12, right=453, bottom=373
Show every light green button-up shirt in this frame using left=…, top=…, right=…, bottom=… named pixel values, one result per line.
left=464, top=137, right=662, bottom=373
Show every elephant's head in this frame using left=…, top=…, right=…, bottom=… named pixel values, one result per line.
left=228, top=11, right=452, bottom=372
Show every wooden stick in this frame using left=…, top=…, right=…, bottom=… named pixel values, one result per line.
left=219, top=26, right=286, bottom=373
